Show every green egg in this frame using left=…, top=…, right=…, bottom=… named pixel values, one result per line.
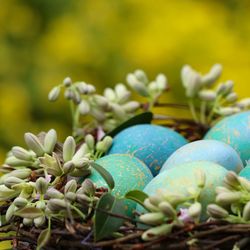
left=89, top=154, right=153, bottom=217
left=141, top=161, right=228, bottom=220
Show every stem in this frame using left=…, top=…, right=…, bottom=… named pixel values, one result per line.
left=200, top=101, right=207, bottom=125
left=188, top=99, right=199, bottom=123
left=70, top=205, right=86, bottom=221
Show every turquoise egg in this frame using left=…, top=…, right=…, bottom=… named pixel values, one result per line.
left=204, top=111, right=250, bottom=165
left=160, top=140, right=243, bottom=173
left=139, top=161, right=228, bottom=220
left=108, top=124, right=187, bottom=176
left=89, top=154, right=153, bottom=216
left=239, top=166, right=250, bottom=180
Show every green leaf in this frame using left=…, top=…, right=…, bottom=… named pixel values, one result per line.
left=125, top=190, right=149, bottom=209
left=94, top=193, right=125, bottom=241
left=106, top=112, right=153, bottom=138
left=37, top=228, right=51, bottom=250
left=15, top=207, right=43, bottom=219
left=90, top=162, right=115, bottom=190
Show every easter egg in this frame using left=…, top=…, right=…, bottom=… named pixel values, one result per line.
left=239, top=166, right=250, bottom=180
left=140, top=161, right=228, bottom=219
left=204, top=111, right=250, bottom=165
left=160, top=140, right=243, bottom=173
left=108, top=124, right=187, bottom=176
left=89, top=154, right=153, bottom=216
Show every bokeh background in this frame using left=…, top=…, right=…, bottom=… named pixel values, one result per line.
left=0, top=0, right=250, bottom=162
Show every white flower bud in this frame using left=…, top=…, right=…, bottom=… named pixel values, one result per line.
left=86, top=84, right=96, bottom=94
left=76, top=82, right=88, bottom=94
left=64, top=179, right=77, bottom=193
left=238, top=177, right=250, bottom=192
left=226, top=93, right=238, bottom=103
left=243, top=201, right=250, bottom=221
left=80, top=179, right=96, bottom=196
left=139, top=212, right=165, bottom=225
left=134, top=69, right=148, bottom=84
left=207, top=204, right=229, bottom=219
left=115, top=84, right=131, bottom=104
left=48, top=86, right=60, bottom=102
left=188, top=202, right=202, bottom=220
left=24, top=132, right=45, bottom=157
left=102, top=136, right=113, bottom=151
left=236, top=98, right=250, bottom=109
left=63, top=77, right=72, bottom=87
left=85, top=134, right=95, bottom=150
left=4, top=176, right=24, bottom=188
left=143, top=198, right=160, bottom=212
left=44, top=129, right=57, bottom=154
left=142, top=224, right=173, bottom=241
left=11, top=146, right=34, bottom=161
left=34, top=216, right=46, bottom=228
left=110, top=103, right=127, bottom=121
left=216, top=192, right=241, bottom=205
left=62, top=161, right=75, bottom=173
left=5, top=156, right=33, bottom=167
left=104, top=88, right=116, bottom=101
left=47, top=199, right=67, bottom=211
left=90, top=107, right=106, bottom=122
left=93, top=95, right=110, bottom=110
left=202, top=64, right=222, bottom=87
left=13, top=197, right=28, bottom=208
left=72, top=143, right=89, bottom=161
left=126, top=74, right=150, bottom=97
left=217, top=107, right=240, bottom=116
left=122, top=101, right=140, bottom=113
left=35, top=177, right=48, bottom=195
left=198, top=90, right=217, bottom=102
left=46, top=188, right=64, bottom=199
left=156, top=74, right=168, bottom=90
left=158, top=201, right=176, bottom=218
left=63, top=136, right=76, bottom=162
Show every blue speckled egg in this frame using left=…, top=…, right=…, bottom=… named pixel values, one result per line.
left=160, top=140, right=243, bottom=173
left=108, top=124, right=187, bottom=176
left=140, top=161, right=228, bottom=219
left=204, top=111, right=250, bottom=165
left=89, top=154, right=153, bottom=216
left=239, top=166, right=250, bottom=180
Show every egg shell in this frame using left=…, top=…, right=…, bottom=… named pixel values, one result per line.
left=108, top=124, right=188, bottom=176
left=89, top=154, right=153, bottom=216
left=239, top=166, right=250, bottom=180
left=139, top=161, right=228, bottom=220
left=204, top=111, right=250, bottom=165
left=160, top=140, right=243, bottom=173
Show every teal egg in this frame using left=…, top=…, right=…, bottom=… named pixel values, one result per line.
left=204, top=111, right=250, bottom=165
left=140, top=161, right=228, bottom=220
left=89, top=154, right=153, bottom=216
left=108, top=124, right=187, bottom=176
left=161, top=140, right=243, bottom=173
left=239, top=166, right=250, bottom=180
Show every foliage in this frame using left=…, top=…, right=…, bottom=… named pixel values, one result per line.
left=1, top=0, right=250, bottom=161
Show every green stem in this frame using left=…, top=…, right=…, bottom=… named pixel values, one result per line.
left=70, top=205, right=86, bottom=221
left=188, top=99, right=199, bottom=123
left=200, top=101, right=207, bottom=125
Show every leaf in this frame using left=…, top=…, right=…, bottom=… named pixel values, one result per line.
left=90, top=162, right=115, bottom=190
left=106, top=112, right=153, bottom=138
left=125, top=190, right=149, bottom=209
left=37, top=228, right=51, bottom=250
left=94, top=193, right=125, bottom=241
left=15, top=207, right=43, bottom=219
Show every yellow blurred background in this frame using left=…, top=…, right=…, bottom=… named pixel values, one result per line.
left=0, top=0, right=250, bottom=163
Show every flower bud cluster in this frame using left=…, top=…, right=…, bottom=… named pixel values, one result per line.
left=181, top=64, right=249, bottom=125
left=5, top=129, right=57, bottom=169
left=48, top=77, right=143, bottom=134
left=140, top=170, right=205, bottom=241
left=126, top=70, right=168, bottom=107
left=207, top=171, right=250, bottom=223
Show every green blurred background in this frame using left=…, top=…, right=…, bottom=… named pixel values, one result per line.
left=0, top=0, right=250, bottom=162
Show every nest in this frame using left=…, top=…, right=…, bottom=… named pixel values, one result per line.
left=2, top=220, right=250, bottom=250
